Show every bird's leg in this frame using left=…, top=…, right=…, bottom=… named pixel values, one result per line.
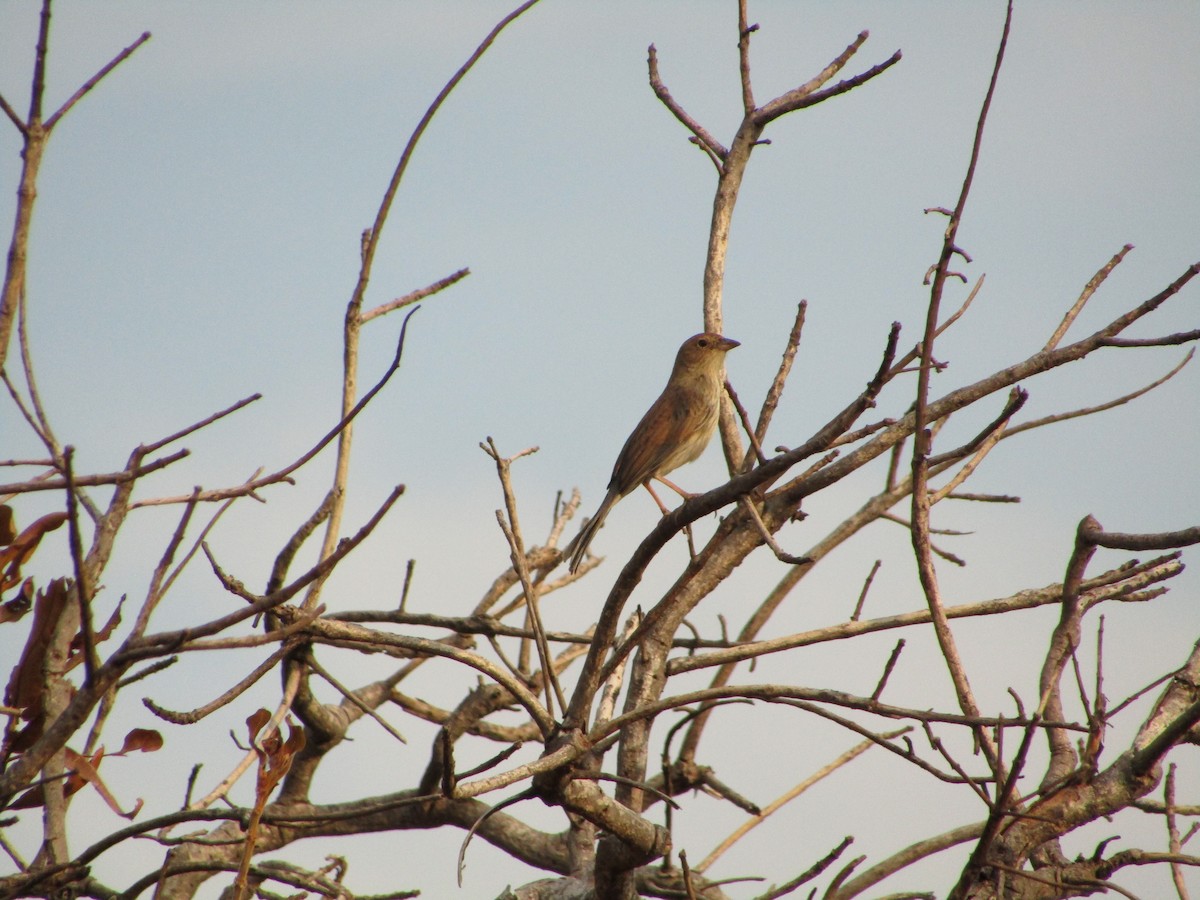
left=655, top=475, right=696, bottom=500
left=640, top=480, right=672, bottom=516
left=641, top=479, right=700, bottom=561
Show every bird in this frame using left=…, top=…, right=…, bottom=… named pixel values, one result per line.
left=568, top=332, right=740, bottom=573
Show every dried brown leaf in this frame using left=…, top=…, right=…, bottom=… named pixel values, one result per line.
left=64, top=746, right=144, bottom=818
left=245, top=708, right=271, bottom=745
left=5, top=746, right=99, bottom=811
left=0, top=512, right=67, bottom=591
left=116, top=727, right=163, bottom=755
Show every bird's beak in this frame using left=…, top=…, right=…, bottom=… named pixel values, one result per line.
left=718, top=336, right=740, bottom=351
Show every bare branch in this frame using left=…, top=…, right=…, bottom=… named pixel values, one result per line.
left=737, top=1, right=756, bottom=115
left=1044, top=244, right=1134, bottom=350
left=0, top=449, right=190, bottom=497
left=647, top=44, right=729, bottom=162
left=1008, top=349, right=1194, bottom=440
left=756, top=34, right=902, bottom=123
left=61, top=448, right=97, bottom=684
left=0, top=91, right=25, bottom=134
left=669, top=554, right=1180, bottom=676
left=359, top=267, right=469, bottom=325
left=144, top=642, right=297, bottom=725
left=699, top=735, right=887, bottom=873
left=850, top=559, right=882, bottom=621
left=44, top=31, right=152, bottom=130
left=306, top=653, right=408, bottom=745
left=134, top=306, right=421, bottom=506
left=746, top=299, right=806, bottom=471
left=1081, top=518, right=1200, bottom=552
left=726, top=378, right=768, bottom=466
left=754, top=837, right=856, bottom=900
left=142, top=393, right=262, bottom=456
left=909, top=0, right=1014, bottom=784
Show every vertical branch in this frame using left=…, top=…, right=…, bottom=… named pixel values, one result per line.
left=1165, top=764, right=1191, bottom=900
left=37, top=578, right=80, bottom=867
left=742, top=299, right=806, bottom=472
left=280, top=2, right=545, bottom=815
left=303, top=0, right=542, bottom=612
left=1036, top=516, right=1097, bottom=788
left=736, top=0, right=756, bottom=115
left=483, top=439, right=565, bottom=717
left=0, top=115, right=47, bottom=374
left=909, top=0, right=1013, bottom=774
left=1, top=2, right=150, bottom=372
left=61, top=448, right=97, bottom=685
left=29, top=0, right=52, bottom=124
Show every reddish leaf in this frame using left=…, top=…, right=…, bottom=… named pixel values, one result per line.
left=7, top=784, right=46, bottom=810
left=63, top=747, right=105, bottom=796
left=64, top=746, right=143, bottom=818
left=0, top=505, right=14, bottom=545
left=233, top=716, right=305, bottom=900
left=278, top=720, right=306, bottom=777
left=93, top=595, right=125, bottom=643
left=117, top=728, right=163, bottom=755
left=7, top=746, right=100, bottom=810
left=0, top=512, right=67, bottom=592
left=251, top=717, right=306, bottom=804
left=245, top=708, right=271, bottom=745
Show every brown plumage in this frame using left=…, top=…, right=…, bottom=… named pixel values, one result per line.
left=568, top=332, right=740, bottom=573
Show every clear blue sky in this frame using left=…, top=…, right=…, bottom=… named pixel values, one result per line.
left=2, top=2, right=1198, bottom=897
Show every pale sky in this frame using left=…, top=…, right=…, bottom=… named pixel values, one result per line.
left=2, top=2, right=1198, bottom=897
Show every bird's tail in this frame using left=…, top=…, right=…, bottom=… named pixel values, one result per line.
left=567, top=490, right=618, bottom=574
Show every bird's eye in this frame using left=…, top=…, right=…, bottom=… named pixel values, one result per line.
left=697, top=338, right=709, bottom=348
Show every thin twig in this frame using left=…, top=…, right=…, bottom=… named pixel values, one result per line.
left=700, top=734, right=887, bottom=873
left=131, top=489, right=201, bottom=639
left=143, top=642, right=298, bottom=725
left=1165, top=764, right=1191, bottom=900
left=1044, top=245, right=1134, bottom=351
left=0, top=91, right=25, bottom=133
left=44, top=31, right=152, bottom=130
left=756, top=37, right=901, bottom=122
left=135, top=306, right=421, bottom=506
left=909, top=0, right=1015, bottom=787
left=1005, top=348, right=1194, bottom=439
left=736, top=0, right=756, bottom=115
left=748, top=300, right=806, bottom=470
left=140, top=394, right=261, bottom=455
left=359, top=267, right=469, bottom=324
left=62, top=448, right=97, bottom=685
left=738, top=495, right=809, bottom=565
left=752, top=836, right=855, bottom=900
left=850, top=560, right=881, bottom=621
left=726, top=379, right=768, bottom=466
left=647, top=44, right=729, bottom=162
left=483, top=437, right=566, bottom=716
left=870, top=639, right=905, bottom=701
left=306, top=653, right=408, bottom=745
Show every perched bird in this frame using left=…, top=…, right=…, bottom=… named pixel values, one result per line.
left=568, top=332, right=740, bottom=573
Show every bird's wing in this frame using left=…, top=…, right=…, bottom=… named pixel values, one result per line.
left=607, top=383, right=699, bottom=495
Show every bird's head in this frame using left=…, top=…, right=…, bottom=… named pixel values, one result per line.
left=672, top=332, right=740, bottom=380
